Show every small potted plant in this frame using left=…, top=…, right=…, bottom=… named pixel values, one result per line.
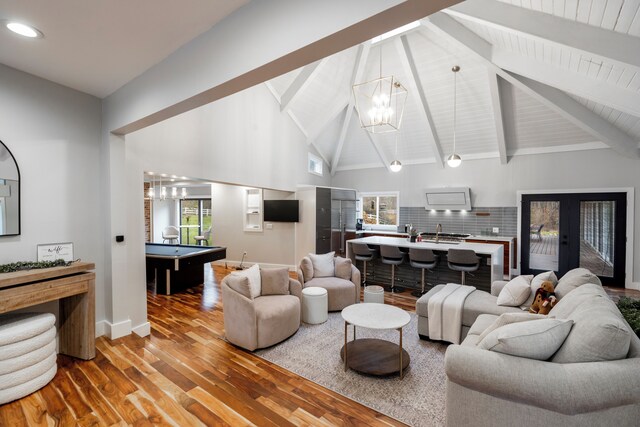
left=409, top=227, right=419, bottom=242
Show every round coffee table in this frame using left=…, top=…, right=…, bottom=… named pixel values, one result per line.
left=340, top=303, right=411, bottom=379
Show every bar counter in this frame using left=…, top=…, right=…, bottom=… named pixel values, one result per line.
left=346, top=236, right=504, bottom=292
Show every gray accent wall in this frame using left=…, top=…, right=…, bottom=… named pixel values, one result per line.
left=399, top=206, right=517, bottom=237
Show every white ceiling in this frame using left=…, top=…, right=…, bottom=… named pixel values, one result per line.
left=0, top=0, right=638, bottom=172
left=0, top=0, right=249, bottom=97
left=264, top=0, right=640, bottom=172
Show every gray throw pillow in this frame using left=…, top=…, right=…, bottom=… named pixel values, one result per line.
left=260, top=267, right=290, bottom=295
left=555, top=268, right=601, bottom=299
left=477, top=318, right=574, bottom=360
left=496, top=275, right=533, bottom=307
left=476, top=312, right=548, bottom=343
left=309, top=252, right=335, bottom=278
left=334, top=257, right=352, bottom=280
left=300, top=257, right=314, bottom=282
left=551, top=284, right=631, bottom=363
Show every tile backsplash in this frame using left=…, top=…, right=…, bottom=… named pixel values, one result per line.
left=399, top=206, right=517, bottom=237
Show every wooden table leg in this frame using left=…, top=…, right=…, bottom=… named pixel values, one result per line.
left=399, top=327, right=403, bottom=379
left=59, top=275, right=95, bottom=360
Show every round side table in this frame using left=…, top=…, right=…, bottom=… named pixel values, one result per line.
left=302, top=286, right=328, bottom=324
left=364, top=285, right=384, bottom=304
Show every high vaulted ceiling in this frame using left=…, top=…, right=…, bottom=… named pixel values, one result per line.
left=265, top=0, right=640, bottom=173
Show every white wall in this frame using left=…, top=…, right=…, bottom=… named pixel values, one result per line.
left=0, top=64, right=104, bottom=320
left=151, top=199, right=175, bottom=243
left=211, top=183, right=296, bottom=267
left=331, top=149, right=640, bottom=284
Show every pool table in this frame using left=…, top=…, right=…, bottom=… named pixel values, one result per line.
left=145, top=243, right=227, bottom=295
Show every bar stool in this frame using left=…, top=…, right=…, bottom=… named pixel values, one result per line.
left=447, top=248, right=480, bottom=286
left=351, top=243, right=377, bottom=287
left=380, top=245, right=406, bottom=293
left=409, top=248, right=438, bottom=297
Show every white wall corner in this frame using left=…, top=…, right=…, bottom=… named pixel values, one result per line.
left=103, top=319, right=132, bottom=340
left=132, top=321, right=151, bottom=337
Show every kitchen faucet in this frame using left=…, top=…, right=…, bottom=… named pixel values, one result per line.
left=435, top=223, right=442, bottom=243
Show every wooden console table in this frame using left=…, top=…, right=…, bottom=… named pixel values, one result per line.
left=0, top=262, right=95, bottom=360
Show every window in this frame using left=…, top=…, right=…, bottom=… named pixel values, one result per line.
left=308, top=153, right=323, bottom=176
left=360, top=192, right=399, bottom=228
left=179, top=199, right=211, bottom=244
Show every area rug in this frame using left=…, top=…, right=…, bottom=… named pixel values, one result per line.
left=256, top=312, right=448, bottom=427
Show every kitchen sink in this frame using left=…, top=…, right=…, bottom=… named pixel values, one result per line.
left=421, top=239, right=461, bottom=245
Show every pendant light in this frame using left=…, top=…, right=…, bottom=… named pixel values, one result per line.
left=353, top=45, right=408, bottom=133
left=390, top=135, right=402, bottom=172
left=447, top=65, right=462, bottom=168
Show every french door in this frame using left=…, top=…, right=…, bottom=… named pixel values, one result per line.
left=521, top=192, right=626, bottom=286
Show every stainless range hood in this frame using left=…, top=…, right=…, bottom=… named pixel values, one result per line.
left=424, top=187, right=471, bottom=211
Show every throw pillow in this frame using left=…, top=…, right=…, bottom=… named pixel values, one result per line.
left=476, top=312, right=548, bottom=343
left=334, top=257, right=352, bottom=280
left=228, top=263, right=261, bottom=299
left=555, top=268, right=602, bottom=299
left=309, top=252, right=335, bottom=278
left=496, top=275, right=533, bottom=306
left=521, top=271, right=558, bottom=309
left=260, top=267, right=290, bottom=295
left=477, top=318, right=574, bottom=360
left=300, top=257, right=314, bottom=282
left=551, top=284, right=631, bottom=363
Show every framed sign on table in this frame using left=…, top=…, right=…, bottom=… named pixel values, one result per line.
left=37, top=242, right=74, bottom=262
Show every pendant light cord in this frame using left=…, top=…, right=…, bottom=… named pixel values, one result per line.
left=453, top=68, right=457, bottom=153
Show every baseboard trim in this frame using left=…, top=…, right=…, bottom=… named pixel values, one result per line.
left=99, top=319, right=132, bottom=339
left=95, top=320, right=107, bottom=338
left=213, top=260, right=296, bottom=272
left=132, top=321, right=151, bottom=337
left=629, top=282, right=640, bottom=291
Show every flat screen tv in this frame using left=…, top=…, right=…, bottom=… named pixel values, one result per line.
left=263, top=200, right=299, bottom=222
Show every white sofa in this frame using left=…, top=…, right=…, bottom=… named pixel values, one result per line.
left=444, top=282, right=640, bottom=426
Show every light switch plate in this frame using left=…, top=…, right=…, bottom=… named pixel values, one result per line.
left=492, top=227, right=499, bottom=234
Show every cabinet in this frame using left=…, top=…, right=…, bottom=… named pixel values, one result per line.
left=243, top=188, right=263, bottom=232
left=465, top=237, right=516, bottom=277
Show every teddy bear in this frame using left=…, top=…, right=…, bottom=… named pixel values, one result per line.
left=528, top=280, right=558, bottom=315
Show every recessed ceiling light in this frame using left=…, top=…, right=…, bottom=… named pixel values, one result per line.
left=3, top=20, right=43, bottom=38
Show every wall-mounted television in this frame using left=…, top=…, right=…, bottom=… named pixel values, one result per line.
left=264, top=200, right=299, bottom=222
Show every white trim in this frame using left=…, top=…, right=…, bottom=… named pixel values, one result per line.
left=516, top=188, right=634, bottom=289
left=132, top=321, right=151, bottom=337
left=100, top=318, right=132, bottom=340
left=359, top=191, right=400, bottom=227
left=630, top=282, right=640, bottom=291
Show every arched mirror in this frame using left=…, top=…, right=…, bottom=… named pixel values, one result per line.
left=0, top=140, right=20, bottom=236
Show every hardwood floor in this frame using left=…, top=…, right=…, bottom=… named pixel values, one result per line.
left=1, top=265, right=638, bottom=426
left=0, top=266, right=406, bottom=427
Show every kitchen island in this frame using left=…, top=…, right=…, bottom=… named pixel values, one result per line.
left=346, top=236, right=504, bottom=293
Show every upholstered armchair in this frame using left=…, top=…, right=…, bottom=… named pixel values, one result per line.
left=222, top=264, right=302, bottom=351
left=297, top=252, right=360, bottom=311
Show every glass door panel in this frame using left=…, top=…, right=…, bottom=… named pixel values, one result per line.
left=180, top=200, right=199, bottom=244
left=528, top=201, right=560, bottom=272
left=579, top=201, right=616, bottom=278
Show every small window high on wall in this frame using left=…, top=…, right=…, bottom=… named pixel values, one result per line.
left=308, top=153, right=323, bottom=176
left=360, top=192, right=399, bottom=229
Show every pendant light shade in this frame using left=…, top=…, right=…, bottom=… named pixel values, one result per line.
left=448, top=65, right=462, bottom=168
left=390, top=159, right=402, bottom=172
left=353, top=46, right=407, bottom=133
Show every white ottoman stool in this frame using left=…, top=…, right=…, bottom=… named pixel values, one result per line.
left=302, top=287, right=328, bottom=324
left=364, top=285, right=385, bottom=304
left=0, top=313, right=57, bottom=405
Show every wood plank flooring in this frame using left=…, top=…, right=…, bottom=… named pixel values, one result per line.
left=1, top=264, right=638, bottom=426
left=0, top=266, right=407, bottom=427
